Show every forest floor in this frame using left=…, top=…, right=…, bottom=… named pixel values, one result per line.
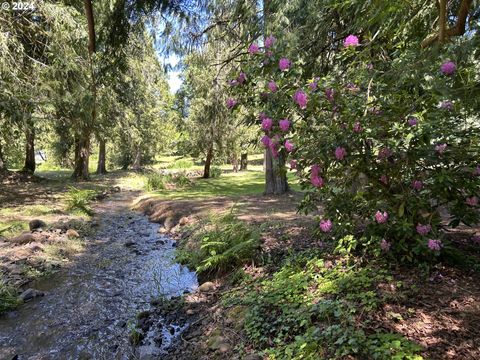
left=1, top=165, right=480, bottom=359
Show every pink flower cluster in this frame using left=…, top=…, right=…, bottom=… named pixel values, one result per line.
left=428, top=239, right=442, bottom=251
left=261, top=117, right=273, bottom=131
left=412, top=180, right=423, bottom=191
left=407, top=117, right=418, bottom=126
left=248, top=43, right=259, bottom=54
left=380, top=239, right=391, bottom=252
left=344, top=35, right=359, bottom=47
left=279, top=58, right=291, bottom=71
left=310, top=164, right=324, bottom=188
left=466, top=196, right=478, bottom=206
left=375, top=211, right=388, bottom=224
left=226, top=98, right=237, bottom=109
left=435, top=143, right=447, bottom=154
left=279, top=119, right=290, bottom=132
left=440, top=61, right=456, bottom=76
left=284, top=140, right=294, bottom=152
left=353, top=122, right=362, bottom=133
left=416, top=224, right=431, bottom=236
left=319, top=219, right=333, bottom=233
left=268, top=81, right=278, bottom=93
left=335, top=147, right=347, bottom=161
left=293, top=90, right=308, bottom=109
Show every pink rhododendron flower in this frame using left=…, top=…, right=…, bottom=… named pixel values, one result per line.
left=416, top=224, right=431, bottom=236
left=229, top=79, right=238, bottom=86
left=353, top=122, right=362, bottom=133
left=378, top=147, right=392, bottom=159
left=435, top=143, right=447, bottom=154
left=335, top=147, right=347, bottom=160
left=290, top=160, right=297, bottom=170
left=325, top=88, right=334, bottom=102
left=344, top=34, right=359, bottom=47
left=310, top=165, right=324, bottom=188
left=261, top=135, right=271, bottom=147
left=440, top=61, right=456, bottom=75
left=293, top=90, right=308, bottom=109
left=238, top=72, right=247, bottom=84
left=268, top=81, right=278, bottom=93
left=279, top=58, right=291, bottom=71
left=248, top=43, right=259, bottom=54
left=375, top=211, right=388, bottom=224
left=279, top=119, right=291, bottom=132
left=412, top=180, right=423, bottom=191
left=284, top=140, right=294, bottom=152
left=439, top=100, right=453, bottom=110
left=261, top=117, right=273, bottom=131
left=408, top=117, right=418, bottom=126
left=380, top=239, right=391, bottom=252
left=428, top=239, right=442, bottom=251
left=319, top=219, right=333, bottom=233
left=379, top=175, right=388, bottom=185
left=226, top=98, right=237, bottom=109
left=466, top=196, right=478, bottom=206
left=264, top=35, right=276, bottom=48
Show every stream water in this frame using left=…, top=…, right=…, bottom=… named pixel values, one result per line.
left=0, top=192, right=198, bottom=359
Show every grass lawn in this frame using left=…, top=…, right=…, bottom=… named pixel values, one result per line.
left=144, top=170, right=300, bottom=200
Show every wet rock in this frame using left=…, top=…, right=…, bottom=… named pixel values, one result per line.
left=164, top=217, right=175, bottom=231
left=29, top=220, right=46, bottom=232
left=9, top=232, right=35, bottom=245
left=199, top=282, right=215, bottom=293
left=66, top=229, right=80, bottom=238
left=19, top=288, right=45, bottom=302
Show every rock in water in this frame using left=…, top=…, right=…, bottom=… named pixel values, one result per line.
left=19, top=288, right=45, bottom=302
left=66, top=229, right=80, bottom=238
left=198, top=282, right=215, bottom=293
left=29, top=219, right=46, bottom=232
left=9, top=232, right=35, bottom=245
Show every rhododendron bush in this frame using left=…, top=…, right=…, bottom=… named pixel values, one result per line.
left=229, top=35, right=480, bottom=261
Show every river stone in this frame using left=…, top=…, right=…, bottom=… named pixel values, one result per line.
left=9, top=233, right=35, bottom=245
left=19, top=288, right=45, bottom=302
left=164, top=217, right=175, bottom=231
left=66, top=229, right=80, bottom=238
left=198, top=282, right=215, bottom=292
left=29, top=219, right=46, bottom=231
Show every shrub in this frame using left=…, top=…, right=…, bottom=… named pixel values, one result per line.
left=230, top=34, right=480, bottom=262
left=177, top=212, right=259, bottom=274
left=210, top=166, right=222, bottom=178
left=65, top=187, right=96, bottom=216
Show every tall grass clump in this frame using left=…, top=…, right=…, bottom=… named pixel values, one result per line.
left=65, top=187, right=97, bottom=216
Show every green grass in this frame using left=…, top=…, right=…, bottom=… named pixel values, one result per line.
left=144, top=170, right=300, bottom=200
left=0, top=275, right=20, bottom=314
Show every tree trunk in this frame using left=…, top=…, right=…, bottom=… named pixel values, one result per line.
left=0, top=139, right=5, bottom=171
left=240, top=153, right=248, bottom=171
left=72, top=132, right=91, bottom=180
left=96, top=138, right=107, bottom=174
left=132, top=146, right=142, bottom=170
left=231, top=155, right=238, bottom=172
left=23, top=126, right=36, bottom=173
left=203, top=145, right=213, bottom=179
left=264, top=148, right=289, bottom=195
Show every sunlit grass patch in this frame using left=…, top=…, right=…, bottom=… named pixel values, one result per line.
left=0, top=220, right=29, bottom=238
left=43, top=237, right=85, bottom=260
